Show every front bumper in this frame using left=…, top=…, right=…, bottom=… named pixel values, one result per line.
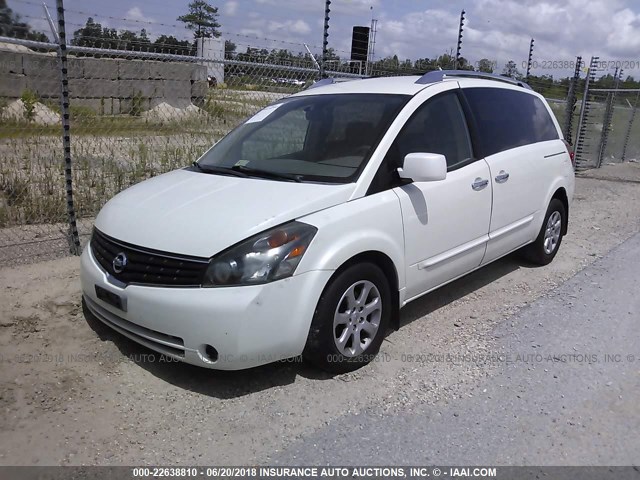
left=80, top=245, right=333, bottom=370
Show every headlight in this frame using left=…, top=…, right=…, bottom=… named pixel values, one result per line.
left=203, top=221, right=317, bottom=287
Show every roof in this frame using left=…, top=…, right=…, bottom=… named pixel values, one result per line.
left=292, top=75, right=437, bottom=96
left=293, top=71, right=532, bottom=97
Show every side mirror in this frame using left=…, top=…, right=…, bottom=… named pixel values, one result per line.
left=398, top=153, right=447, bottom=182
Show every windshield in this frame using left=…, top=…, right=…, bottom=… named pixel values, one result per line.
left=197, top=93, right=409, bottom=183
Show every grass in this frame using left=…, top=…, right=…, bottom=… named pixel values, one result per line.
left=1, top=85, right=638, bottom=231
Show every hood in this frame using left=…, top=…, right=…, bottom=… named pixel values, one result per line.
left=95, top=168, right=354, bottom=257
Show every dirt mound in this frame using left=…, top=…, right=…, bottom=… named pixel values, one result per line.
left=141, top=102, right=202, bottom=122
left=1, top=99, right=61, bottom=126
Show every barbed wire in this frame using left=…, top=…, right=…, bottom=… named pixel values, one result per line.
left=8, top=0, right=353, bottom=57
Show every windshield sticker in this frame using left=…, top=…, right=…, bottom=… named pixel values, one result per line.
left=235, top=160, right=249, bottom=166
left=245, top=104, right=282, bottom=123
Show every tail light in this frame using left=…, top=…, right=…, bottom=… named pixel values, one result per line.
left=562, top=139, right=575, bottom=168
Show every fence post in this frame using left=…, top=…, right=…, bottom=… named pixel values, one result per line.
left=320, top=0, right=331, bottom=79
left=562, top=56, right=581, bottom=144
left=55, top=0, right=81, bottom=255
left=574, top=56, right=598, bottom=170
left=621, top=91, right=639, bottom=162
left=525, top=38, right=534, bottom=80
left=596, top=68, right=622, bottom=168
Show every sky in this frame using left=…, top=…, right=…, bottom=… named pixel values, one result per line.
left=9, top=0, right=640, bottom=77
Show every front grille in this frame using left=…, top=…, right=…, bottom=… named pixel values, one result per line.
left=90, top=228, right=208, bottom=287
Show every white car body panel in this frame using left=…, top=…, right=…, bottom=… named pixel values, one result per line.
left=297, top=190, right=405, bottom=282
left=80, top=75, right=576, bottom=370
left=81, top=246, right=333, bottom=369
left=95, top=168, right=354, bottom=257
left=396, top=159, right=492, bottom=300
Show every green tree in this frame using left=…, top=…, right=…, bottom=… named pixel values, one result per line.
left=72, top=18, right=120, bottom=49
left=502, top=60, right=522, bottom=79
left=152, top=35, right=193, bottom=55
left=177, top=0, right=221, bottom=39
left=224, top=39, right=236, bottom=58
left=0, top=0, right=49, bottom=41
left=435, top=52, right=455, bottom=70
left=477, top=58, right=494, bottom=73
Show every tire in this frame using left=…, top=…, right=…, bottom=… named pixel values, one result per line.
left=521, top=198, right=566, bottom=266
left=303, top=262, right=392, bottom=374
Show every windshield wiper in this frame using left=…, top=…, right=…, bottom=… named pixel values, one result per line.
left=231, top=165, right=303, bottom=183
left=192, top=162, right=248, bottom=178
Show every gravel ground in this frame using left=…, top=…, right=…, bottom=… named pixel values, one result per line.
left=271, top=230, right=640, bottom=465
left=0, top=162, right=639, bottom=466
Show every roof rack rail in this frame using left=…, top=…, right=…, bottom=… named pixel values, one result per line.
left=415, top=70, right=531, bottom=89
left=305, top=77, right=359, bottom=90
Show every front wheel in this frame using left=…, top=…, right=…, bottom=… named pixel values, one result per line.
left=303, top=262, right=391, bottom=374
left=521, top=198, right=566, bottom=265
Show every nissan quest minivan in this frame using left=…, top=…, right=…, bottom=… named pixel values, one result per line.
left=80, top=70, right=575, bottom=373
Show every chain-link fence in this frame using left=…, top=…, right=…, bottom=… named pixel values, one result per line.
left=574, top=88, right=640, bottom=169
left=0, top=33, right=365, bottom=266
left=1, top=12, right=640, bottom=266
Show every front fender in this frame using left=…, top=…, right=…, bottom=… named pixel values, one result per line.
left=296, top=191, right=406, bottom=291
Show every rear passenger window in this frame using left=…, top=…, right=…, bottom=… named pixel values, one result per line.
left=463, top=87, right=559, bottom=157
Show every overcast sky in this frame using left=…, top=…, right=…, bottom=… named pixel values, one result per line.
left=11, top=0, right=640, bottom=77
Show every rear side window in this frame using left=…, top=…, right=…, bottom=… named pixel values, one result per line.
left=463, top=87, right=559, bottom=157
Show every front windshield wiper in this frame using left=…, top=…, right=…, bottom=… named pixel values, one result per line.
left=192, top=162, right=249, bottom=178
left=231, top=165, right=303, bottom=183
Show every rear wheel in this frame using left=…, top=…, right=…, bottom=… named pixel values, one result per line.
left=521, top=198, right=566, bottom=265
left=304, top=262, right=391, bottom=374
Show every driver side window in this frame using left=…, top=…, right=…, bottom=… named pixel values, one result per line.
left=388, top=90, right=473, bottom=170
left=368, top=90, right=474, bottom=195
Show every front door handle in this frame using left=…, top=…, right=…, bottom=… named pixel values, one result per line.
left=495, top=171, right=510, bottom=183
left=472, top=178, right=489, bottom=191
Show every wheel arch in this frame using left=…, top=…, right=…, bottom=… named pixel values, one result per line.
left=551, top=187, right=569, bottom=235
left=324, top=250, right=402, bottom=331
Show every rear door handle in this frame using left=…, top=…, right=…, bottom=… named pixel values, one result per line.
left=472, top=178, right=489, bottom=191
left=495, top=171, right=510, bottom=183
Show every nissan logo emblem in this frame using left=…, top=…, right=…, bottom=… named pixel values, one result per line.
left=112, top=252, right=128, bottom=274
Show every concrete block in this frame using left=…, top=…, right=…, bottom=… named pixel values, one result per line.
left=67, top=57, right=85, bottom=79
left=118, top=60, right=150, bottom=80
left=0, top=52, right=23, bottom=75
left=25, top=75, right=59, bottom=97
left=191, top=80, right=208, bottom=99
left=162, top=79, right=192, bottom=100
left=82, top=58, right=118, bottom=80
left=191, top=65, right=208, bottom=82
left=101, top=98, right=122, bottom=115
left=149, top=61, right=193, bottom=81
left=68, top=79, right=119, bottom=99
left=0, top=73, right=27, bottom=97
left=22, top=55, right=57, bottom=77
left=120, top=97, right=152, bottom=115
left=118, top=79, right=161, bottom=98
left=68, top=98, right=99, bottom=114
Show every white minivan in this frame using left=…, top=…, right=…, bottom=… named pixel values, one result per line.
left=81, top=71, right=575, bottom=373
